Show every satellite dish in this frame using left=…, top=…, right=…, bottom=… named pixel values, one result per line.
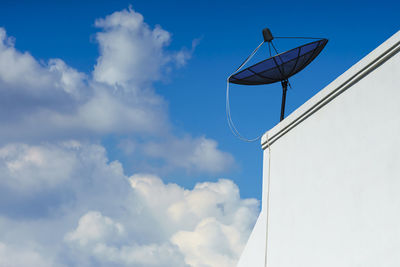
left=226, top=28, right=328, bottom=142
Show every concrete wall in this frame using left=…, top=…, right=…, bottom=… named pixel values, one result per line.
left=238, top=30, right=400, bottom=267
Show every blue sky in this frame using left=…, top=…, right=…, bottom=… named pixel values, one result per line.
left=2, top=0, right=399, bottom=198
left=0, top=1, right=398, bottom=266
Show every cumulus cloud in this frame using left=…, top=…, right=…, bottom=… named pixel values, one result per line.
left=172, top=218, right=243, bottom=267
left=94, top=7, right=169, bottom=87
left=0, top=142, right=258, bottom=266
left=0, top=6, right=232, bottom=174
left=0, top=28, right=57, bottom=92
left=0, top=26, right=167, bottom=140
left=65, top=211, right=188, bottom=267
left=0, top=142, right=78, bottom=192
left=130, top=175, right=258, bottom=267
left=0, top=242, right=55, bottom=267
left=93, top=6, right=195, bottom=86
left=64, top=170, right=258, bottom=267
left=142, top=135, right=235, bottom=173
left=65, top=211, right=125, bottom=247
left=0, top=7, right=175, bottom=139
left=0, top=6, right=249, bottom=267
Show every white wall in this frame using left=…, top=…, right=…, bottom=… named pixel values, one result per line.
left=238, top=31, right=400, bottom=267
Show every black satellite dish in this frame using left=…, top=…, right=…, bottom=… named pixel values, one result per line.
left=226, top=28, right=328, bottom=141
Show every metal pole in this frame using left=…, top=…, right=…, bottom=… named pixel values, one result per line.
left=280, top=80, right=288, bottom=121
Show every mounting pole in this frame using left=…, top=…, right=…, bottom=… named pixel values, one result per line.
left=280, top=80, right=288, bottom=121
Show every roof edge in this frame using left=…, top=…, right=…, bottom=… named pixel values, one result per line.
left=261, top=30, right=400, bottom=150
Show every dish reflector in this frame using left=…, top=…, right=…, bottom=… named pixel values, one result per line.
left=229, top=39, right=328, bottom=85
left=226, top=28, right=328, bottom=142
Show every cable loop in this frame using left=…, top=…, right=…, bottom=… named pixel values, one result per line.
left=226, top=41, right=264, bottom=142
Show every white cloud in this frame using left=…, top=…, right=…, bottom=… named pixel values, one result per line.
left=0, top=142, right=257, bottom=266
left=0, top=7, right=232, bottom=174
left=172, top=218, right=243, bottom=267
left=0, top=242, right=55, bottom=267
left=143, top=136, right=234, bottom=173
left=0, top=27, right=167, bottom=140
left=48, top=59, right=88, bottom=98
left=0, top=7, right=173, bottom=140
left=90, top=242, right=188, bottom=267
left=0, top=6, right=249, bottom=267
left=65, top=211, right=124, bottom=247
left=129, top=174, right=259, bottom=267
left=0, top=28, right=55, bottom=91
left=93, top=6, right=194, bottom=87
left=65, top=211, right=188, bottom=267
left=0, top=143, right=78, bottom=192
left=93, top=7, right=170, bottom=87
left=61, top=172, right=258, bottom=267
